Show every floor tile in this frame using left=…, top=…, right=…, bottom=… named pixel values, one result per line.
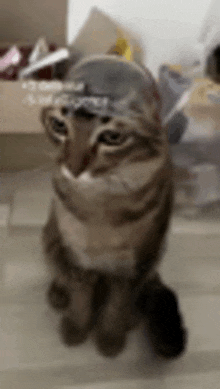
left=10, top=189, right=51, bottom=227
left=166, top=233, right=220, bottom=259
left=1, top=230, right=48, bottom=292
left=1, top=231, right=43, bottom=263
left=4, top=257, right=47, bottom=290
left=0, top=227, right=8, bottom=286
left=0, top=172, right=21, bottom=203
left=164, top=371, right=220, bottom=389
left=161, top=255, right=220, bottom=295
left=15, top=169, right=53, bottom=192
left=171, top=217, right=220, bottom=235
left=180, top=295, right=220, bottom=353
left=0, top=204, right=10, bottom=227
left=57, top=378, right=166, bottom=389
left=161, top=236, right=220, bottom=294
left=0, top=363, right=163, bottom=389
left=0, top=301, right=152, bottom=371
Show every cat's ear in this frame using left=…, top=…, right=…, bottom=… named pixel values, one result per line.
left=40, top=106, right=69, bottom=145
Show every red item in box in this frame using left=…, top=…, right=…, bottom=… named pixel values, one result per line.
left=33, top=44, right=57, bottom=80
left=0, top=46, right=32, bottom=80
left=0, top=44, right=57, bottom=80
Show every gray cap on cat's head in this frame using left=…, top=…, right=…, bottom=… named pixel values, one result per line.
left=63, top=55, right=161, bottom=123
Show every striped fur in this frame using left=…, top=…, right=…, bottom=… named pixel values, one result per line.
left=41, top=55, right=186, bottom=359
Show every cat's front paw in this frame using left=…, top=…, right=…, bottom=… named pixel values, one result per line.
left=47, top=281, right=71, bottom=311
left=137, top=287, right=187, bottom=359
left=95, top=329, right=127, bottom=358
left=60, top=317, right=89, bottom=346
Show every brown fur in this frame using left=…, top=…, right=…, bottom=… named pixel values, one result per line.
left=41, top=55, right=187, bottom=359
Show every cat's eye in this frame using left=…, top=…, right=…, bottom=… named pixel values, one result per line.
left=50, top=117, right=68, bottom=136
left=61, top=106, right=70, bottom=116
left=98, top=130, right=127, bottom=146
left=101, top=116, right=110, bottom=124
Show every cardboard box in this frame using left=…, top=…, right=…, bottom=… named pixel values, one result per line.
left=0, top=0, right=67, bottom=47
left=69, top=7, right=144, bottom=65
left=1, top=80, right=66, bottom=133
left=0, top=0, right=67, bottom=134
left=184, top=77, right=220, bottom=123
left=0, top=6, right=144, bottom=135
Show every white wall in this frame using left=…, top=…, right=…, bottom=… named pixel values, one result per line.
left=68, top=0, right=213, bottom=77
left=199, top=0, right=220, bottom=42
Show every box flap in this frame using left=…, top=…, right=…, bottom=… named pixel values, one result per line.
left=0, top=0, right=67, bottom=45
left=69, top=7, right=144, bottom=64
left=69, top=7, right=119, bottom=56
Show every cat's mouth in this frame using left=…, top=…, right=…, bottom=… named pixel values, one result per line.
left=58, top=164, right=130, bottom=198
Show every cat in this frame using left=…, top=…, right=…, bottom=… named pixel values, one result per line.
left=41, top=54, right=187, bottom=359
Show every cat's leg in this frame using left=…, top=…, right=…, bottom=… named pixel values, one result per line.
left=136, top=274, right=187, bottom=359
left=46, top=249, right=97, bottom=346
left=95, top=276, right=132, bottom=358
left=60, top=269, right=98, bottom=346
left=43, top=207, right=72, bottom=311
left=42, top=210, right=97, bottom=345
left=47, top=276, right=71, bottom=311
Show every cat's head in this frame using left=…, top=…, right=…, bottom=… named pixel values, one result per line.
left=41, top=55, right=167, bottom=180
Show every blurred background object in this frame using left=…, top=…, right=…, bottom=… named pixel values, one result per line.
left=158, top=65, right=192, bottom=144
left=68, top=0, right=216, bottom=78
left=1, top=0, right=220, bottom=219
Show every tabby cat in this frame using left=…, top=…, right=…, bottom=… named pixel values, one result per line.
left=41, top=55, right=187, bottom=359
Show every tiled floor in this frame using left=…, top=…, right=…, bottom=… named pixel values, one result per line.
left=1, top=168, right=220, bottom=389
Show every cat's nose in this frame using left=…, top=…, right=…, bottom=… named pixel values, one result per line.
left=101, top=116, right=111, bottom=124
left=70, top=149, right=92, bottom=177
left=65, top=139, right=96, bottom=178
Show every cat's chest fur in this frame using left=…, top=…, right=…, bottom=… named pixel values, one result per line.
left=54, top=194, right=137, bottom=276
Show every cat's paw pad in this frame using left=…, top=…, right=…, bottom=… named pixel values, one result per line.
left=60, top=317, right=89, bottom=346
